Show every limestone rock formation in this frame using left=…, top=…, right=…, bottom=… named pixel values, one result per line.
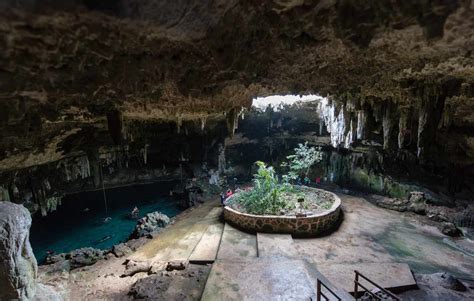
left=67, top=247, right=106, bottom=269
left=111, top=243, right=133, bottom=258
left=0, top=1, right=472, bottom=219
left=422, top=272, right=467, bottom=292
left=407, top=191, right=427, bottom=215
left=130, top=211, right=171, bottom=239
left=0, top=201, right=38, bottom=300
left=46, top=247, right=106, bottom=270
left=128, top=264, right=211, bottom=300
left=439, top=222, right=463, bottom=237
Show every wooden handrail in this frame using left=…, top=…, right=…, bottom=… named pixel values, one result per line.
left=354, top=270, right=400, bottom=300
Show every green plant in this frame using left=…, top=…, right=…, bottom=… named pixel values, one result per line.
left=232, top=161, right=292, bottom=215
left=281, top=142, right=323, bottom=182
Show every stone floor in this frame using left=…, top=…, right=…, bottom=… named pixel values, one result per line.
left=37, top=192, right=474, bottom=300
left=293, top=193, right=473, bottom=278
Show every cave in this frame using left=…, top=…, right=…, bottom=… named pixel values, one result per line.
left=0, top=1, right=473, bottom=300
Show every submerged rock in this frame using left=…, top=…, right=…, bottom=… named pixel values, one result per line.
left=0, top=201, right=38, bottom=300
left=130, top=211, right=171, bottom=239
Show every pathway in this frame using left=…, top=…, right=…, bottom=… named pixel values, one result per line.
left=123, top=192, right=473, bottom=300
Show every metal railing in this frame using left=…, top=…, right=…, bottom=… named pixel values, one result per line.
left=353, top=270, right=400, bottom=300
left=317, top=278, right=342, bottom=301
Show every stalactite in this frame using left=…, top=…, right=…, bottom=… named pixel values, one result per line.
left=176, top=115, right=183, bottom=134
left=317, top=98, right=352, bottom=148
left=218, top=143, right=226, bottom=175
left=276, top=117, right=282, bottom=128
left=417, top=85, right=446, bottom=159
left=200, top=117, right=206, bottom=131
left=43, top=179, right=51, bottom=191
left=140, top=144, right=148, bottom=165
left=0, top=185, right=10, bottom=202
left=382, top=102, right=396, bottom=150
left=226, top=108, right=239, bottom=137
left=64, top=161, right=71, bottom=181
left=11, top=183, right=19, bottom=199
left=107, top=109, right=124, bottom=145
left=373, top=103, right=383, bottom=123
left=78, top=155, right=91, bottom=179
left=398, top=109, right=412, bottom=149
left=345, top=116, right=357, bottom=148
left=356, top=110, right=367, bottom=140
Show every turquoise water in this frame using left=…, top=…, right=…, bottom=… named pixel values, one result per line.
left=30, top=181, right=182, bottom=263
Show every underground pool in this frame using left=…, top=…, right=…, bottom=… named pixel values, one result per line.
left=30, top=181, right=182, bottom=263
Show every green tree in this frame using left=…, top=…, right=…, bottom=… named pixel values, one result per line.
left=281, top=142, right=323, bottom=181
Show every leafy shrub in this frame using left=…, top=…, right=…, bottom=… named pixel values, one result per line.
left=281, top=142, right=323, bottom=182
left=231, top=161, right=292, bottom=215
left=230, top=142, right=324, bottom=215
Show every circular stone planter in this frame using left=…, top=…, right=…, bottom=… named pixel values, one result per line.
left=224, top=187, right=342, bottom=237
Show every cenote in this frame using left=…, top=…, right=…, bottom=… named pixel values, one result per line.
left=30, top=181, right=182, bottom=263
left=1, top=2, right=474, bottom=300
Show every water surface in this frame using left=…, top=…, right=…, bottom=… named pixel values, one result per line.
left=30, top=181, right=182, bottom=263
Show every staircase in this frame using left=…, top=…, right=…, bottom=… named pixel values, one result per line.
left=129, top=201, right=414, bottom=300
left=201, top=223, right=353, bottom=301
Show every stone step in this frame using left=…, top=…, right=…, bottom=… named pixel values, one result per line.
left=201, top=258, right=319, bottom=301
left=317, top=262, right=417, bottom=294
left=216, top=223, right=257, bottom=260
left=189, top=223, right=224, bottom=263
left=257, top=233, right=298, bottom=258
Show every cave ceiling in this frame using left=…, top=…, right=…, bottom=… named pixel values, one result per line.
left=0, top=0, right=473, bottom=170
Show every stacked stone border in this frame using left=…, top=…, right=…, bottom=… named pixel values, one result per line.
left=224, top=188, right=342, bottom=237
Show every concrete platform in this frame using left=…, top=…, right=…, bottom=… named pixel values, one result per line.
left=256, top=233, right=298, bottom=258
left=189, top=223, right=224, bottom=263
left=201, top=258, right=318, bottom=301
left=216, top=223, right=257, bottom=259
left=317, top=262, right=417, bottom=293
left=128, top=201, right=222, bottom=262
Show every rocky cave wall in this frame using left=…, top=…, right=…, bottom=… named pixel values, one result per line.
left=1, top=0, right=473, bottom=213
left=226, top=99, right=473, bottom=203
left=0, top=117, right=230, bottom=215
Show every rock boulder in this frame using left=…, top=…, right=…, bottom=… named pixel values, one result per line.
left=439, top=222, right=463, bottom=237
left=0, top=201, right=38, bottom=300
left=67, top=247, right=106, bottom=269
left=130, top=211, right=170, bottom=239
left=407, top=191, right=427, bottom=215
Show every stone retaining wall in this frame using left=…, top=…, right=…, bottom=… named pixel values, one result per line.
left=224, top=188, right=342, bottom=237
